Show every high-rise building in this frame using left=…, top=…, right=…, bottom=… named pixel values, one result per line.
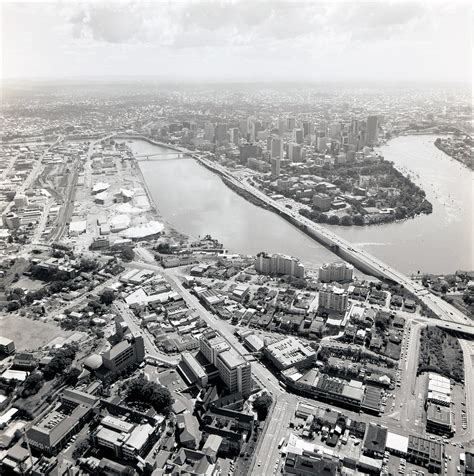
left=239, top=120, right=248, bottom=139
left=247, top=117, right=256, bottom=142
left=204, top=123, right=215, bottom=142
left=287, top=117, right=296, bottom=130
left=255, top=253, right=305, bottom=278
left=278, top=118, right=287, bottom=135
left=229, top=127, right=240, bottom=145
left=270, top=137, right=284, bottom=159
left=319, top=285, right=349, bottom=312
left=316, top=136, right=329, bottom=153
left=288, top=143, right=302, bottom=162
left=215, top=123, right=228, bottom=144
left=328, top=123, right=342, bottom=140
left=366, top=115, right=379, bottom=146
left=292, top=128, right=304, bottom=144
left=239, top=143, right=261, bottom=164
left=199, top=335, right=251, bottom=397
left=271, top=157, right=281, bottom=178
left=302, top=121, right=314, bottom=137
left=318, top=262, right=354, bottom=283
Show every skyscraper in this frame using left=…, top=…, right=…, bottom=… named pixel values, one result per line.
left=366, top=115, right=379, bottom=146
left=292, top=128, right=304, bottom=144
left=229, top=127, right=240, bottom=145
left=288, top=143, right=302, bottom=162
left=271, top=157, right=281, bottom=178
left=270, top=137, right=284, bottom=159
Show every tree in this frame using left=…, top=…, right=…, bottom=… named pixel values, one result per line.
left=353, top=215, right=364, bottom=226
left=100, top=289, right=115, bottom=305
left=253, top=393, right=273, bottom=421
left=126, top=377, right=174, bottom=415
left=7, top=301, right=20, bottom=312
left=43, top=345, right=77, bottom=380
left=328, top=215, right=340, bottom=225
left=120, top=247, right=135, bottom=262
left=21, top=372, right=44, bottom=397
left=79, top=257, right=98, bottom=272
left=72, top=439, right=90, bottom=459
left=65, top=367, right=81, bottom=386
left=340, top=215, right=353, bottom=226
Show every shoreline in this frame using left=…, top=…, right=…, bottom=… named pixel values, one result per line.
left=126, top=133, right=434, bottom=229
left=127, top=144, right=191, bottom=245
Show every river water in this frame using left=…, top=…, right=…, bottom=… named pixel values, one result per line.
left=129, top=135, right=472, bottom=275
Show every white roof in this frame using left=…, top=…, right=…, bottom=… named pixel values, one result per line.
left=92, top=182, right=110, bottom=193
left=120, top=221, right=164, bottom=239
left=69, top=220, right=87, bottom=233
left=0, top=336, right=13, bottom=346
left=1, top=370, right=28, bottom=382
left=0, top=408, right=18, bottom=426
left=386, top=432, right=409, bottom=454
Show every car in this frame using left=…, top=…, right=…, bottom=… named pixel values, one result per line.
left=258, top=461, right=262, bottom=467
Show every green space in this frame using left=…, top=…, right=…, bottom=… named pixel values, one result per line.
left=418, top=327, right=464, bottom=382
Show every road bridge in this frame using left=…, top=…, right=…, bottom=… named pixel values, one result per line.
left=190, top=155, right=472, bottom=328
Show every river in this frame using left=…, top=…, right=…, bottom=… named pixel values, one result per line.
left=128, top=135, right=472, bottom=275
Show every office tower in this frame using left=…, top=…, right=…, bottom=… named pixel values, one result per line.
left=204, top=123, right=215, bottom=142
left=328, top=123, right=342, bottom=139
left=287, top=117, right=296, bottom=130
left=278, top=118, right=287, bottom=135
left=271, top=157, right=281, bottom=178
left=292, top=128, right=304, bottom=144
left=317, top=136, right=329, bottom=153
left=247, top=118, right=256, bottom=142
left=288, top=143, right=302, bottom=162
left=302, top=121, right=314, bottom=137
left=270, top=137, right=284, bottom=159
left=239, top=143, right=261, bottom=165
left=229, top=127, right=240, bottom=145
left=215, top=123, right=228, bottom=144
left=366, top=115, right=379, bottom=146
left=239, top=119, right=248, bottom=139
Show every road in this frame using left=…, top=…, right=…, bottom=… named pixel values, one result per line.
left=458, top=339, right=474, bottom=442
left=193, top=155, right=471, bottom=328
left=113, top=299, right=179, bottom=366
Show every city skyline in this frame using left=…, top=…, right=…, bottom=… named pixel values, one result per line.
left=2, top=0, right=472, bottom=83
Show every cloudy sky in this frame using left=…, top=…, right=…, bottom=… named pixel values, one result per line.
left=1, top=0, right=472, bottom=82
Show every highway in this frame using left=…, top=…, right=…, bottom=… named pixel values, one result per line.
left=191, top=155, right=471, bottom=329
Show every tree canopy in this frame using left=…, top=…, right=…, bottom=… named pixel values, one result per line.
left=126, top=377, right=174, bottom=415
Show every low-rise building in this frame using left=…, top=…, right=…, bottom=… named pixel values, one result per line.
left=0, top=337, right=15, bottom=355
left=264, top=337, right=316, bottom=371
left=407, top=435, right=443, bottom=474
left=426, top=403, right=452, bottom=435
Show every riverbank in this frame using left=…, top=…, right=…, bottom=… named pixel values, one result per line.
left=129, top=135, right=472, bottom=274
left=434, top=137, right=473, bottom=170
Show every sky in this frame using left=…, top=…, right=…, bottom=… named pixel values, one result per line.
left=1, top=0, right=472, bottom=83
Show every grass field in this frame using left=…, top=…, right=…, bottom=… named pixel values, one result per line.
left=0, top=313, right=74, bottom=351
